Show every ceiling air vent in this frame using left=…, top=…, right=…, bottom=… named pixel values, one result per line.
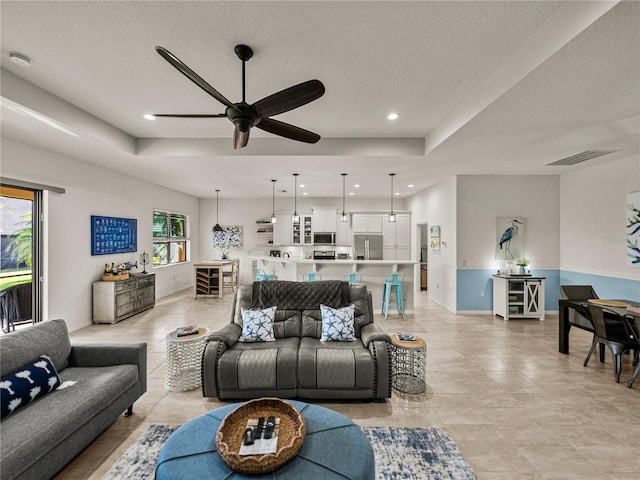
left=546, top=150, right=618, bottom=166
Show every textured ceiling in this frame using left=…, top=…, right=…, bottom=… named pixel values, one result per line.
left=1, top=1, right=638, bottom=199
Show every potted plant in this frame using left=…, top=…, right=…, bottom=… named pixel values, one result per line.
left=515, top=258, right=530, bottom=274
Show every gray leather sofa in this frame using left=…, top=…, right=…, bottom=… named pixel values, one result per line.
left=202, top=280, right=392, bottom=400
left=0, top=319, right=147, bottom=480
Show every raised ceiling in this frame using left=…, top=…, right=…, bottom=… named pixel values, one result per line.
left=1, top=1, right=638, bottom=199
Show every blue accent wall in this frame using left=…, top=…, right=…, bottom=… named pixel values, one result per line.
left=456, top=269, right=560, bottom=311
left=457, top=269, right=639, bottom=311
left=559, top=271, right=640, bottom=302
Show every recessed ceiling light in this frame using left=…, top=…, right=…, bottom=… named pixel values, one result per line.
left=9, top=52, right=32, bottom=67
left=143, top=114, right=156, bottom=120
left=354, top=184, right=360, bottom=188
left=387, top=113, right=399, bottom=120
left=408, top=184, right=414, bottom=188
left=395, top=192, right=400, bottom=196
left=300, top=184, right=306, bottom=188
left=302, top=192, right=308, bottom=196
left=349, top=192, right=355, bottom=196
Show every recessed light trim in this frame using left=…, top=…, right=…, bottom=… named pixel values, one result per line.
left=9, top=52, right=31, bottom=67
left=387, top=112, right=399, bottom=120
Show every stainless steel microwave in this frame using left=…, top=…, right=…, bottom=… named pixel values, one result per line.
left=313, top=232, right=336, bottom=245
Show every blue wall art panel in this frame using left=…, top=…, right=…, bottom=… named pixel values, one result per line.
left=91, top=215, right=137, bottom=255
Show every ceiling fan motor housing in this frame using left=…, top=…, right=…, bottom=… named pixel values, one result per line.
left=226, top=103, right=258, bottom=132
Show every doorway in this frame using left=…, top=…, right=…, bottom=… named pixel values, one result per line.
left=417, top=223, right=429, bottom=291
left=0, top=185, right=42, bottom=332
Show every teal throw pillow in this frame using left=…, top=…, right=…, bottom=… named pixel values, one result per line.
left=320, top=304, right=356, bottom=341
left=239, top=306, right=277, bottom=342
left=1, top=355, right=62, bottom=418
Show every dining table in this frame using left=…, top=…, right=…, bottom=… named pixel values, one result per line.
left=558, top=298, right=640, bottom=354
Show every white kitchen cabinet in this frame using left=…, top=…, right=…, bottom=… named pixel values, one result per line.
left=292, top=213, right=313, bottom=245
left=382, top=213, right=410, bottom=260
left=312, top=206, right=337, bottom=232
left=352, top=214, right=382, bottom=233
left=335, top=214, right=352, bottom=245
left=493, top=275, right=545, bottom=321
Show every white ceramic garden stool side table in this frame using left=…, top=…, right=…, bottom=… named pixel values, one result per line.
left=165, top=327, right=209, bottom=392
left=390, top=334, right=427, bottom=394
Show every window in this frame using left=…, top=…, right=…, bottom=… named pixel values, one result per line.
left=153, top=211, right=188, bottom=266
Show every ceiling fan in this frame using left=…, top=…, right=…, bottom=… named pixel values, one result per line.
left=152, top=44, right=325, bottom=149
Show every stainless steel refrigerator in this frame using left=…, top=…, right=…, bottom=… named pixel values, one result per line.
left=353, top=234, right=383, bottom=260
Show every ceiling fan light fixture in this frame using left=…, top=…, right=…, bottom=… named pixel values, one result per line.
left=213, top=189, right=224, bottom=232
left=388, top=173, right=396, bottom=223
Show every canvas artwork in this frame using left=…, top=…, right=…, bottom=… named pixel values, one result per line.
left=627, top=192, right=640, bottom=266
left=213, top=225, right=243, bottom=249
left=429, top=225, right=441, bottom=251
left=495, top=217, right=525, bottom=260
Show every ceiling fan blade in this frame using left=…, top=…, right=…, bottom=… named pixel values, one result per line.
left=233, top=125, right=251, bottom=149
left=156, top=46, right=233, bottom=108
left=256, top=118, right=320, bottom=144
left=253, top=80, right=325, bottom=118
left=151, top=113, right=227, bottom=118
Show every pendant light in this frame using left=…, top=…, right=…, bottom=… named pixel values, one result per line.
left=213, top=189, right=223, bottom=232
left=270, top=179, right=277, bottom=224
left=340, top=173, right=348, bottom=222
left=292, top=173, right=300, bottom=223
left=388, top=173, right=396, bottom=223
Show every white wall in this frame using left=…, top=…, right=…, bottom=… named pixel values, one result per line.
left=1, top=137, right=200, bottom=332
left=406, top=176, right=457, bottom=311
left=560, top=154, right=640, bottom=279
left=457, top=175, right=560, bottom=270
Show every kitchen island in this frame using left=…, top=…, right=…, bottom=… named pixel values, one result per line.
left=249, top=255, right=417, bottom=315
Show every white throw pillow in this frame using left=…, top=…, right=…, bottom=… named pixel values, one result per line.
left=320, top=304, right=356, bottom=341
left=239, top=306, right=277, bottom=342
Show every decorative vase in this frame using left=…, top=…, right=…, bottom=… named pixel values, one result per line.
left=518, top=266, right=525, bottom=274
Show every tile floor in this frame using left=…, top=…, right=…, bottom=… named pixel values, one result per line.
left=54, top=288, right=640, bottom=479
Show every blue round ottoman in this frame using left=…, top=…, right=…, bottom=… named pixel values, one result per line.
left=156, top=400, right=375, bottom=479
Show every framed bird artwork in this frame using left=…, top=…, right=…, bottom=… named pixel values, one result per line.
left=495, top=217, right=525, bottom=261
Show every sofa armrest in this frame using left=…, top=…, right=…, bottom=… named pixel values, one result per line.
left=206, top=323, right=242, bottom=347
left=360, top=323, right=391, bottom=348
left=68, top=343, right=147, bottom=396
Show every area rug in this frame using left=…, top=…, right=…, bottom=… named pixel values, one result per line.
left=103, top=424, right=475, bottom=479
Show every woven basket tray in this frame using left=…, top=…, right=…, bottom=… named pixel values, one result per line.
left=101, top=273, right=129, bottom=281
left=215, top=398, right=306, bottom=474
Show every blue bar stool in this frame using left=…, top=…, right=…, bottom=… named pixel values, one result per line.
left=343, top=272, right=362, bottom=284
left=255, top=268, right=274, bottom=281
left=381, top=272, right=405, bottom=320
left=303, top=272, right=322, bottom=282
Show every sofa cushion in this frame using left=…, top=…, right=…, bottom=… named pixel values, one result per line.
left=251, top=280, right=349, bottom=310
left=217, top=337, right=300, bottom=391
left=0, top=319, right=71, bottom=376
left=239, top=307, right=276, bottom=343
left=1, top=355, right=62, bottom=418
left=320, top=304, right=356, bottom=341
left=298, top=337, right=374, bottom=390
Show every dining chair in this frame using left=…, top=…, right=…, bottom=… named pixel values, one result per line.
left=584, top=305, right=636, bottom=383
left=222, top=259, right=239, bottom=292
left=560, top=285, right=603, bottom=361
left=620, top=313, right=640, bottom=388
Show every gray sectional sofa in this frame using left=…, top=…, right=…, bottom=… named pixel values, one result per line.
left=0, top=319, right=147, bottom=480
left=202, top=280, right=392, bottom=400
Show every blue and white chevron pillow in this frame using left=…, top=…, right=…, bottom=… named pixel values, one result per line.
left=239, top=306, right=277, bottom=342
left=1, top=355, right=62, bottom=418
left=320, top=304, right=356, bottom=341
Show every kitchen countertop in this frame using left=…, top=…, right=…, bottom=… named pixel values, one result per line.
left=249, top=255, right=417, bottom=264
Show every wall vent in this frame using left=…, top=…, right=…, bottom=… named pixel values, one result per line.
left=546, top=150, right=618, bottom=166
